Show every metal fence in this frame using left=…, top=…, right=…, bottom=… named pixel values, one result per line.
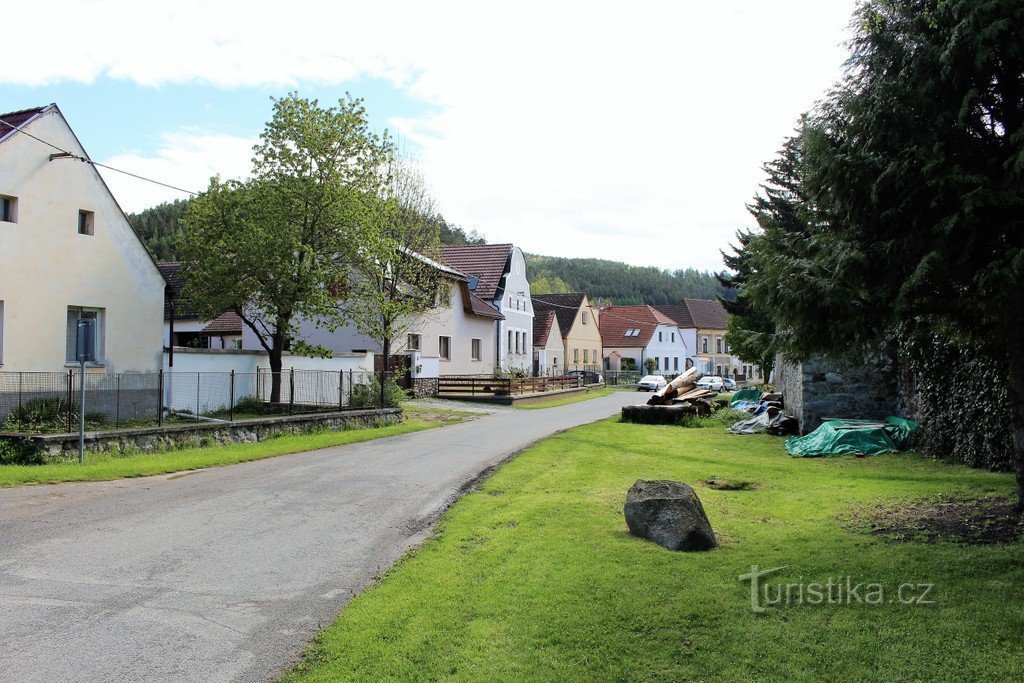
left=0, top=369, right=390, bottom=433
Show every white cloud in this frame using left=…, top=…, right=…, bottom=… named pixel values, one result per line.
left=6, top=0, right=856, bottom=270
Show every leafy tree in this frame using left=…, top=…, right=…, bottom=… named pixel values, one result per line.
left=751, top=1, right=1024, bottom=505
left=128, top=199, right=190, bottom=261
left=343, top=156, right=446, bottom=407
left=644, top=357, right=658, bottom=375
left=530, top=273, right=573, bottom=295
left=180, top=94, right=391, bottom=402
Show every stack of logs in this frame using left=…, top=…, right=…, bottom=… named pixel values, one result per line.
left=622, top=368, right=717, bottom=424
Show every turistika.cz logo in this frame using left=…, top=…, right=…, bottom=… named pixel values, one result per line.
left=739, top=565, right=936, bottom=614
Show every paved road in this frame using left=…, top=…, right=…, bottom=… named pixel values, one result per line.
left=0, top=391, right=639, bottom=682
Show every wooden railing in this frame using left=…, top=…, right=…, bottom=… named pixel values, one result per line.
left=437, top=375, right=583, bottom=396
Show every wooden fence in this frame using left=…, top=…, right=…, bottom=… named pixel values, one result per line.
left=437, top=375, right=583, bottom=397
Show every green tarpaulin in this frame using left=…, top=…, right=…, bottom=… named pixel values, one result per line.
left=785, top=416, right=919, bottom=458
left=730, top=388, right=762, bottom=405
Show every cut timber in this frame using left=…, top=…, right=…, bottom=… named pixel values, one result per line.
left=648, top=367, right=703, bottom=405
left=622, top=403, right=701, bottom=424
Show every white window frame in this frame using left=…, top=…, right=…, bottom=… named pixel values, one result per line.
left=471, top=338, right=481, bottom=361
left=439, top=335, right=451, bottom=361
left=407, top=333, right=421, bottom=352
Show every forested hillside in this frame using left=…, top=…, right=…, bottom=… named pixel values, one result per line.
left=128, top=200, right=728, bottom=305
left=526, top=254, right=730, bottom=305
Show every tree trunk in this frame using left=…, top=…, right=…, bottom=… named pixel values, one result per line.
left=269, top=339, right=284, bottom=405
left=1009, top=343, right=1024, bottom=511
left=380, top=337, right=391, bottom=408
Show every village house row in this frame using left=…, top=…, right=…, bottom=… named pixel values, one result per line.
left=0, top=104, right=762, bottom=383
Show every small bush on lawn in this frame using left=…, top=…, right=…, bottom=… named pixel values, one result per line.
left=0, top=438, right=45, bottom=465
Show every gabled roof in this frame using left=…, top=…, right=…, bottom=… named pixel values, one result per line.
left=533, top=309, right=558, bottom=347
left=200, top=311, right=243, bottom=336
left=656, top=298, right=729, bottom=330
left=438, top=244, right=513, bottom=301
left=158, top=262, right=203, bottom=321
left=599, top=304, right=677, bottom=348
left=0, top=105, right=51, bottom=144
left=532, top=292, right=586, bottom=340
left=466, top=291, right=504, bottom=319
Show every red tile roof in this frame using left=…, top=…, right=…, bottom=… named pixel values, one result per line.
left=0, top=105, right=49, bottom=144
left=439, top=244, right=513, bottom=301
left=656, top=298, right=729, bottom=330
left=200, top=311, right=243, bottom=336
left=533, top=309, right=557, bottom=347
left=599, top=305, right=677, bottom=348
left=466, top=291, right=504, bottom=319
left=532, top=292, right=586, bottom=340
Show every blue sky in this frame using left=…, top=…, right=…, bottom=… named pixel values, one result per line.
left=2, top=0, right=856, bottom=271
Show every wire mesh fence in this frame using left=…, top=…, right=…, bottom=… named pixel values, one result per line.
left=0, top=369, right=394, bottom=434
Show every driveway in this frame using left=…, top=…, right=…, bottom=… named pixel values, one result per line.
left=0, top=391, right=639, bottom=682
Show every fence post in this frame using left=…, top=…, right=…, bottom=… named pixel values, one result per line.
left=289, top=368, right=295, bottom=414
left=196, top=372, right=201, bottom=417
left=338, top=371, right=344, bottom=410
left=157, top=369, right=164, bottom=426
left=116, top=373, right=121, bottom=428
left=229, top=370, right=235, bottom=422
left=18, top=372, right=22, bottom=412
left=67, top=369, right=73, bottom=432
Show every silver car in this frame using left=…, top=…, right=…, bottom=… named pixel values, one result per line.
left=637, top=375, right=668, bottom=392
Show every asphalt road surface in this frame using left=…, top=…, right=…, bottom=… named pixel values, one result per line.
left=0, top=391, right=639, bottom=682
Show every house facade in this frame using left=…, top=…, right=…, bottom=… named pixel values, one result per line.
left=656, top=298, right=763, bottom=382
left=439, top=244, right=533, bottom=373
left=241, top=256, right=503, bottom=377
left=599, top=305, right=688, bottom=375
left=159, top=262, right=243, bottom=349
left=0, top=104, right=165, bottom=374
left=532, top=310, right=564, bottom=376
left=531, top=292, right=603, bottom=373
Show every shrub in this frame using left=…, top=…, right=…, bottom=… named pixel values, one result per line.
left=2, top=397, right=75, bottom=434
left=0, top=438, right=45, bottom=465
left=350, top=375, right=407, bottom=409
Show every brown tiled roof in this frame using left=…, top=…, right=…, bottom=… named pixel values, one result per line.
left=657, top=298, right=729, bottom=330
left=200, top=311, right=243, bottom=336
left=0, top=105, right=49, bottom=144
left=532, top=292, right=585, bottom=340
left=439, top=244, right=513, bottom=301
left=466, top=291, right=504, bottom=319
left=533, top=309, right=557, bottom=347
left=599, top=305, right=676, bottom=348
left=158, top=262, right=203, bottom=321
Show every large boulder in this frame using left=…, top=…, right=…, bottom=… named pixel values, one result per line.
left=623, top=480, right=716, bottom=551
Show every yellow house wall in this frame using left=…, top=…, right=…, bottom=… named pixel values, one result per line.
left=0, top=109, right=165, bottom=373
left=563, top=296, right=603, bottom=368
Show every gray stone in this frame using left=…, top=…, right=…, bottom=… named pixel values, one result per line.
left=624, top=479, right=716, bottom=551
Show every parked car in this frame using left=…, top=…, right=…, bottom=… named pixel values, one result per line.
left=722, top=378, right=736, bottom=391
left=637, top=375, right=668, bottom=392
left=567, top=369, right=603, bottom=385
left=696, top=376, right=726, bottom=392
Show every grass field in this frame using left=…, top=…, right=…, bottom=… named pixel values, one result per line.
left=515, top=387, right=613, bottom=410
left=286, top=419, right=1023, bottom=681
left=0, top=418, right=441, bottom=487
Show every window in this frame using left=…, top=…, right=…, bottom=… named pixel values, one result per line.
left=508, top=329, right=513, bottom=354
left=582, top=311, right=588, bottom=325
left=78, top=210, right=94, bottom=236
left=674, top=357, right=679, bottom=371
left=671, top=332, right=675, bottom=342
left=593, top=349, right=597, bottom=363
left=658, top=331, right=663, bottom=342
left=471, top=338, right=481, bottom=361
left=573, top=348, right=579, bottom=363
left=1, top=195, right=17, bottom=223
left=702, top=337, right=708, bottom=353
left=583, top=349, right=589, bottom=363
left=439, top=336, right=451, bottom=361
left=515, top=331, right=520, bottom=354
left=407, top=334, right=421, bottom=351
left=654, top=357, right=660, bottom=369
left=716, top=338, right=723, bottom=354
left=66, top=307, right=103, bottom=364
left=664, top=357, right=669, bottom=371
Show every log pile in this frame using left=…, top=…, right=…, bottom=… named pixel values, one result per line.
left=646, top=368, right=715, bottom=407
left=622, top=368, right=717, bottom=424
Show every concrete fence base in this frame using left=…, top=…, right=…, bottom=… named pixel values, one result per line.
left=0, top=408, right=402, bottom=460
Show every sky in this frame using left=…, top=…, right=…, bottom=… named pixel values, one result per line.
left=1, top=0, right=856, bottom=271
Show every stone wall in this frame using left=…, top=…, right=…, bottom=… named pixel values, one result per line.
left=411, top=377, right=439, bottom=399
left=2, top=408, right=402, bottom=459
left=777, top=354, right=898, bottom=434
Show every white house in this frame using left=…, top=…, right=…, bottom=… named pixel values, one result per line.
left=600, top=305, right=689, bottom=375
left=0, top=104, right=165, bottom=374
left=159, top=262, right=243, bottom=350
left=439, top=244, right=533, bottom=373
left=532, top=309, right=564, bottom=376
left=241, top=251, right=503, bottom=377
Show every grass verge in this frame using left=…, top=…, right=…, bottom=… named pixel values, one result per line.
left=285, top=419, right=1023, bottom=681
left=515, top=387, right=613, bottom=410
left=0, top=419, right=439, bottom=487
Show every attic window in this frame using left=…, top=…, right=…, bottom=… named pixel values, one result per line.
left=1, top=195, right=17, bottom=223
left=624, top=328, right=640, bottom=337
left=78, top=210, right=94, bottom=236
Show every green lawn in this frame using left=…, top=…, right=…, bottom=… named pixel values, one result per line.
left=286, top=420, right=1023, bottom=681
left=515, top=387, right=613, bottom=410
left=0, top=419, right=439, bottom=487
